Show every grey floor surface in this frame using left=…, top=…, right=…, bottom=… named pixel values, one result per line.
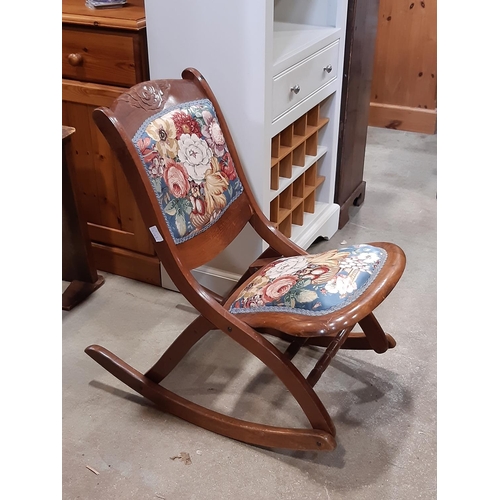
left=62, top=127, right=437, bottom=499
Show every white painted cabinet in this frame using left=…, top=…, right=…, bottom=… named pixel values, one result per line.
left=145, top=0, right=348, bottom=295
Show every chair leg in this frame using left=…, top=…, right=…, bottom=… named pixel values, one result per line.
left=145, top=315, right=214, bottom=383
left=306, top=327, right=353, bottom=387
left=340, top=332, right=396, bottom=351
left=339, top=313, right=396, bottom=353
left=85, top=343, right=336, bottom=451
left=256, top=323, right=396, bottom=354
left=283, top=338, right=309, bottom=360
left=358, top=312, right=393, bottom=353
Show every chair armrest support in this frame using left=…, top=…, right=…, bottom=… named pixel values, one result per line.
left=249, top=212, right=307, bottom=257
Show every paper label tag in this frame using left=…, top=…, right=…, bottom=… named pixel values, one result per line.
left=149, top=225, right=164, bottom=242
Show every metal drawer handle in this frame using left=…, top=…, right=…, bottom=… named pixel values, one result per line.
left=323, top=64, right=333, bottom=73
left=290, top=85, right=301, bottom=94
left=68, top=53, right=84, bottom=66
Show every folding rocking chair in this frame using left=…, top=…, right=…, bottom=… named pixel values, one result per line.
left=86, top=68, right=406, bottom=451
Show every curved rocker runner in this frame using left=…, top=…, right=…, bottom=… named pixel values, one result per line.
left=85, top=68, right=406, bottom=451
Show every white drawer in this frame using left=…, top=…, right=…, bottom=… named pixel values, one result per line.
left=272, top=40, right=340, bottom=121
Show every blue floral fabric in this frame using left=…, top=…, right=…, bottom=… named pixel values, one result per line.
left=132, top=99, right=243, bottom=244
left=229, top=245, right=387, bottom=316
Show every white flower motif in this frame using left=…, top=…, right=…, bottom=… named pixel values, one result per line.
left=201, top=110, right=227, bottom=157
left=357, top=251, right=379, bottom=264
left=265, top=256, right=309, bottom=280
left=325, top=275, right=357, bottom=297
left=339, top=252, right=379, bottom=274
left=177, top=133, right=213, bottom=183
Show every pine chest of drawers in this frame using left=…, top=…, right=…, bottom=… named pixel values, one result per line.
left=62, top=0, right=161, bottom=286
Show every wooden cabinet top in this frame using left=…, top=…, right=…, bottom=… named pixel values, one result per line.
left=62, top=0, right=145, bottom=30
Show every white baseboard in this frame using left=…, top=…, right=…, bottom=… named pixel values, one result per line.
left=292, top=203, right=340, bottom=248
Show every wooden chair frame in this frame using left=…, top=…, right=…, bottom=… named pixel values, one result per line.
left=85, top=68, right=406, bottom=451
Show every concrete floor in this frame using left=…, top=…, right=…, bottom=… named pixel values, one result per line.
left=62, top=127, right=437, bottom=499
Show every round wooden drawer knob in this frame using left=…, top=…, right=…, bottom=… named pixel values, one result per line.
left=68, top=53, right=84, bottom=66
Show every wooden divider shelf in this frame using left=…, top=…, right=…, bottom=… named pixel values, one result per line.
left=269, top=103, right=329, bottom=238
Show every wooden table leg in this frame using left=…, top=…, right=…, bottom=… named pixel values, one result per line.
left=62, top=126, right=104, bottom=310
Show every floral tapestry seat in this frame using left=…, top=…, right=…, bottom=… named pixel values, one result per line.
left=227, top=243, right=397, bottom=336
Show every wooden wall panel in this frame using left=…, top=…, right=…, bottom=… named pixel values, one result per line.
left=369, top=0, right=437, bottom=133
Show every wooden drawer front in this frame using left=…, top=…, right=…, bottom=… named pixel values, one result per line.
left=272, top=41, right=340, bottom=121
left=62, top=27, right=140, bottom=87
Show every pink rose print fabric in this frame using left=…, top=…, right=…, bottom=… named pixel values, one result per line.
left=133, top=99, right=243, bottom=243
left=229, top=245, right=387, bottom=316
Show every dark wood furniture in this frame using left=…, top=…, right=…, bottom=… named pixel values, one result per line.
left=62, top=0, right=161, bottom=286
left=63, top=126, right=104, bottom=310
left=335, top=0, right=381, bottom=228
left=84, top=69, right=406, bottom=451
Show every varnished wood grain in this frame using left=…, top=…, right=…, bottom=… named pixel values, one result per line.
left=62, top=99, right=102, bottom=227
left=62, top=80, right=126, bottom=107
left=91, top=242, right=161, bottom=286
left=89, top=108, right=124, bottom=232
left=62, top=128, right=105, bottom=310
left=335, top=0, right=378, bottom=228
left=62, top=27, right=141, bottom=87
left=369, top=102, right=437, bottom=134
left=62, top=0, right=146, bottom=29
left=87, top=223, right=152, bottom=255
left=369, top=0, right=437, bottom=133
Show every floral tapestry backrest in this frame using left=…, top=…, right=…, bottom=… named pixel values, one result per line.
left=132, top=98, right=244, bottom=244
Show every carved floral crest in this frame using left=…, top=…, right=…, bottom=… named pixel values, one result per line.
left=118, top=81, right=167, bottom=110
